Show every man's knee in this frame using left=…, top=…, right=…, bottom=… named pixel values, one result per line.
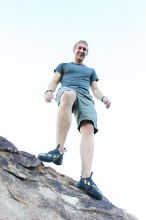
left=60, top=91, right=76, bottom=106
left=80, top=120, right=94, bottom=134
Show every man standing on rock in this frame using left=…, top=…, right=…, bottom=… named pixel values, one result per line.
left=38, top=40, right=111, bottom=200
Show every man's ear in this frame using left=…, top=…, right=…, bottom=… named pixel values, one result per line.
left=73, top=46, right=76, bottom=53
left=86, top=49, right=88, bottom=56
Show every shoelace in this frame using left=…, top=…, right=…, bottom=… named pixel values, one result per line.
left=57, top=144, right=67, bottom=154
left=87, top=172, right=97, bottom=187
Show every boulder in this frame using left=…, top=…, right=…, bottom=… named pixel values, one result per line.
left=0, top=136, right=138, bottom=220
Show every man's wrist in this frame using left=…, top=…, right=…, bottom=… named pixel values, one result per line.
left=45, top=90, right=53, bottom=94
left=101, top=96, right=107, bottom=102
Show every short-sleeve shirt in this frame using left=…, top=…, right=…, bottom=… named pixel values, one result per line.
left=54, top=62, right=99, bottom=96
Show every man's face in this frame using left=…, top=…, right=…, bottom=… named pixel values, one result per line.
left=73, top=43, right=88, bottom=62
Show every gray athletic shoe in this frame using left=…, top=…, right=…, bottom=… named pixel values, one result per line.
left=77, top=172, right=103, bottom=200
left=38, top=145, right=64, bottom=165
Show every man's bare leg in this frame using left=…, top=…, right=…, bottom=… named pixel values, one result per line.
left=78, top=122, right=103, bottom=200
left=56, top=91, right=76, bottom=154
left=80, top=122, right=94, bottom=178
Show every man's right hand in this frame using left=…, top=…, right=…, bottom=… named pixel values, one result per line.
left=44, top=90, right=54, bottom=103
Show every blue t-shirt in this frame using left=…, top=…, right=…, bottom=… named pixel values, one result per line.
left=54, top=62, right=99, bottom=96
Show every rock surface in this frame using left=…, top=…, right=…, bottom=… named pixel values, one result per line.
left=0, top=136, right=138, bottom=220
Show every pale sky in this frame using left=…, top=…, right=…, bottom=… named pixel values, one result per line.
left=0, top=1, right=146, bottom=219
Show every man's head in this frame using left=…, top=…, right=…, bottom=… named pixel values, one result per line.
left=73, top=40, right=88, bottom=63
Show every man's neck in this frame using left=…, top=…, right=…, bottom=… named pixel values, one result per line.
left=73, top=59, right=83, bottom=65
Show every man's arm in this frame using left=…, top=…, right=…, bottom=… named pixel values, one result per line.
left=45, top=71, right=62, bottom=103
left=90, top=81, right=111, bottom=108
left=46, top=71, right=62, bottom=92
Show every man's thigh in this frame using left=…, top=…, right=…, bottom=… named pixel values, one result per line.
left=74, top=93, right=98, bottom=134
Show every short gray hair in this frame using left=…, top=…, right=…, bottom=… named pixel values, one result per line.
left=73, top=40, right=89, bottom=53
left=74, top=40, right=88, bottom=47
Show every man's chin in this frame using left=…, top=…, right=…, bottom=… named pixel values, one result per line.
left=77, top=56, right=84, bottom=61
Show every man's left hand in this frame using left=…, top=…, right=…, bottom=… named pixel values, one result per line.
left=102, top=97, right=111, bottom=109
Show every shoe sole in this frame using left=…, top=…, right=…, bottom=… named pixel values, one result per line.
left=77, top=183, right=102, bottom=200
left=38, top=154, right=63, bottom=165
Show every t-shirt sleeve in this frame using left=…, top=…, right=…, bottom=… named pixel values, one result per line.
left=90, top=68, right=99, bottom=82
left=54, top=63, right=64, bottom=75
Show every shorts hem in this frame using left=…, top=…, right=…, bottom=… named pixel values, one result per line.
left=78, top=119, right=98, bottom=134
